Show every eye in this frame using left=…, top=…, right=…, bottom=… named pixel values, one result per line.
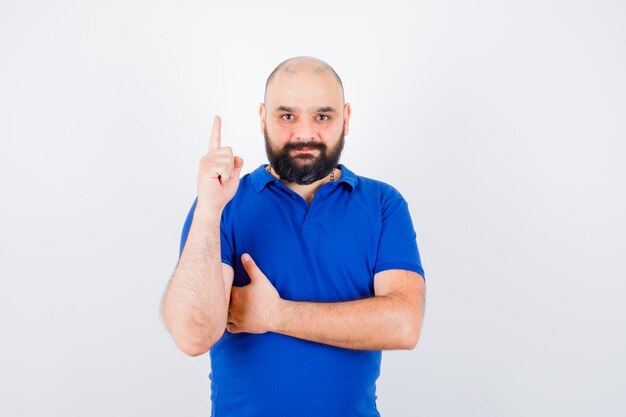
left=281, top=114, right=294, bottom=121
left=317, top=114, right=330, bottom=121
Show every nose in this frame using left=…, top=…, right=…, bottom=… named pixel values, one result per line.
left=292, top=117, right=317, bottom=142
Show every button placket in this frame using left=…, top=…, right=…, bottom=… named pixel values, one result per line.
left=303, top=189, right=326, bottom=224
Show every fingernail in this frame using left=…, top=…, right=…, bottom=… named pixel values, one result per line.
left=242, top=253, right=250, bottom=262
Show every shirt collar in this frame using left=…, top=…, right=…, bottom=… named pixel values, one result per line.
left=250, top=163, right=358, bottom=193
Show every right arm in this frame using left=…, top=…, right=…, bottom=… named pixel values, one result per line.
left=161, top=115, right=243, bottom=356
left=162, top=208, right=234, bottom=356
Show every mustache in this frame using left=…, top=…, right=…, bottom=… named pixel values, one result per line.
left=283, top=142, right=327, bottom=152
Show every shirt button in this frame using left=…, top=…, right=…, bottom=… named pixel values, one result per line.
left=291, top=195, right=297, bottom=199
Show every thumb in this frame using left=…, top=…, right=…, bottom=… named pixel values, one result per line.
left=241, top=253, right=261, bottom=281
left=234, top=156, right=244, bottom=171
left=230, top=156, right=244, bottom=179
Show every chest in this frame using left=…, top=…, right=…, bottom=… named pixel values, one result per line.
left=227, top=190, right=382, bottom=302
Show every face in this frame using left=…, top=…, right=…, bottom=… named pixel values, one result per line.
left=260, top=65, right=351, bottom=185
left=264, top=125, right=345, bottom=185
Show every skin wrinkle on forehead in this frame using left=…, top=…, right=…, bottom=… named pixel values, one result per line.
left=264, top=56, right=345, bottom=103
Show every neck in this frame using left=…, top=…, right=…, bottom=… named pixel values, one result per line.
left=267, top=165, right=342, bottom=200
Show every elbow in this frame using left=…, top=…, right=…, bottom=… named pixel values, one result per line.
left=179, top=340, right=210, bottom=357
left=399, top=318, right=422, bottom=350
left=179, top=342, right=208, bottom=357
left=401, top=330, right=421, bottom=350
left=162, top=312, right=226, bottom=357
left=176, top=326, right=225, bottom=357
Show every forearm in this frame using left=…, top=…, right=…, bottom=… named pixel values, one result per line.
left=162, top=206, right=226, bottom=355
left=273, top=295, right=418, bottom=351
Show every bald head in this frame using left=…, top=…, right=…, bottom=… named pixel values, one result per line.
left=264, top=56, right=344, bottom=103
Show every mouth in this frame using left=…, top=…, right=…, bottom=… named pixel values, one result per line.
left=292, top=147, right=319, bottom=153
left=291, top=152, right=316, bottom=161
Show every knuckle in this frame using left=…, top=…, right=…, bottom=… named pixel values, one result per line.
left=201, top=152, right=217, bottom=162
left=200, top=155, right=217, bottom=168
left=214, top=154, right=232, bottom=164
left=215, top=147, right=234, bottom=157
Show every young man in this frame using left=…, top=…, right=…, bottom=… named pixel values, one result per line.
left=161, top=56, right=426, bottom=417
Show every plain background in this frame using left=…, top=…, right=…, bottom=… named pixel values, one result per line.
left=1, top=1, right=624, bottom=416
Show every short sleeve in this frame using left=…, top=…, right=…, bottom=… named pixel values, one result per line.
left=373, top=190, right=425, bottom=279
left=178, top=196, right=234, bottom=267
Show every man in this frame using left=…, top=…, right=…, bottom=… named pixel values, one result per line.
left=161, top=56, right=426, bottom=417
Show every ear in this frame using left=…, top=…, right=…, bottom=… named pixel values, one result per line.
left=259, top=102, right=266, bottom=135
left=343, top=102, right=352, bottom=136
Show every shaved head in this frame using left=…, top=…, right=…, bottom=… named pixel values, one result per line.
left=259, top=56, right=351, bottom=185
left=264, top=56, right=344, bottom=103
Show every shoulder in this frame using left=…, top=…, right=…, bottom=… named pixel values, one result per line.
left=221, top=168, right=269, bottom=222
left=224, top=171, right=257, bottom=207
left=354, top=173, right=407, bottom=204
left=349, top=173, right=412, bottom=224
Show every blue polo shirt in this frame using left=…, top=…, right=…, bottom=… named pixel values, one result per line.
left=179, top=163, right=424, bottom=417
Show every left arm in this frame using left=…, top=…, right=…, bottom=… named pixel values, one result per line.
left=227, top=254, right=425, bottom=350
left=275, top=267, right=425, bottom=350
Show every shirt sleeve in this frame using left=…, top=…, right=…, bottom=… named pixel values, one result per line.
left=178, top=196, right=234, bottom=267
left=373, top=187, right=425, bottom=279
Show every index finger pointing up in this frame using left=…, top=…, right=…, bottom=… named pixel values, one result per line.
left=208, top=115, right=221, bottom=152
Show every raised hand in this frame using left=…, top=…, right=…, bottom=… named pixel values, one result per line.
left=196, top=115, right=244, bottom=214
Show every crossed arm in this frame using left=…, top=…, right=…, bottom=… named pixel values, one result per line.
left=226, top=254, right=426, bottom=351
left=161, top=211, right=425, bottom=356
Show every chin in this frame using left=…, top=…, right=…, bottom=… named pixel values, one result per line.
left=292, top=155, right=316, bottom=162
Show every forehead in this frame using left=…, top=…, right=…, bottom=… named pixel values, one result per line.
left=266, top=69, right=343, bottom=110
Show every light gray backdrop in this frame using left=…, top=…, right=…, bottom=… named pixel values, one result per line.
left=1, top=1, right=624, bottom=416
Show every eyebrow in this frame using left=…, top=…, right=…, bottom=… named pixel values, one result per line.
left=275, top=105, right=337, bottom=113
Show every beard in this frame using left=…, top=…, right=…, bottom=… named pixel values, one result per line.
left=264, top=127, right=345, bottom=185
